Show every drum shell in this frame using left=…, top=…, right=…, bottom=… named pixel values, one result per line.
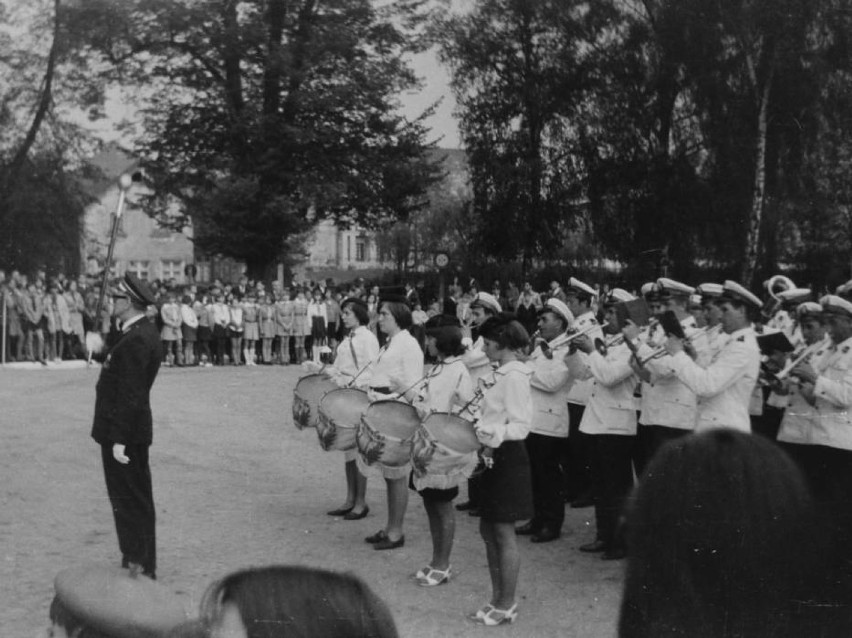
left=317, top=388, right=371, bottom=451
left=292, top=374, right=337, bottom=430
left=356, top=400, right=421, bottom=479
left=411, top=413, right=482, bottom=490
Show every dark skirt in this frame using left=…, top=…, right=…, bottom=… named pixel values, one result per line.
left=197, top=325, right=212, bottom=342
left=311, top=316, right=326, bottom=340
left=181, top=325, right=197, bottom=342
left=409, top=472, right=458, bottom=503
left=477, top=440, right=533, bottom=523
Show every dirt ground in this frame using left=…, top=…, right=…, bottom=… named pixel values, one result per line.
left=0, top=364, right=622, bottom=637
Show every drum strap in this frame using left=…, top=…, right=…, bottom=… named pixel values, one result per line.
left=349, top=336, right=359, bottom=369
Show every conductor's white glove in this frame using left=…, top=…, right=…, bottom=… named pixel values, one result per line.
left=112, top=443, right=130, bottom=465
left=86, top=331, right=104, bottom=355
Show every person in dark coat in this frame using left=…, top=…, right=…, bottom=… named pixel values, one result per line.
left=88, top=272, right=162, bottom=579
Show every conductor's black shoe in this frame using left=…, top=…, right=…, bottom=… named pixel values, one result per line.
left=531, top=528, right=561, bottom=543
left=455, top=501, right=475, bottom=511
left=515, top=521, right=540, bottom=536
left=579, top=539, right=607, bottom=553
left=602, top=548, right=626, bottom=561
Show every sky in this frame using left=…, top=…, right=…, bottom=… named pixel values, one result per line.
left=401, top=47, right=461, bottom=148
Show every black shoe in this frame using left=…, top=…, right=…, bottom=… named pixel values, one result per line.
left=570, top=495, right=594, bottom=509
left=374, top=535, right=404, bottom=550
left=327, top=505, right=354, bottom=517
left=515, top=521, right=540, bottom=536
left=531, top=528, right=561, bottom=543
left=343, top=506, right=369, bottom=520
left=455, top=501, right=475, bottom=511
left=602, top=548, right=626, bottom=560
left=579, top=539, right=607, bottom=553
left=365, top=530, right=388, bottom=544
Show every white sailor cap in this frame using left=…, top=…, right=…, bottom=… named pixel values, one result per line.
left=696, top=283, right=724, bottom=300
left=470, top=291, right=502, bottom=314
left=719, top=280, right=763, bottom=310
left=820, top=295, right=852, bottom=318
left=54, top=564, right=188, bottom=638
left=540, top=298, right=574, bottom=327
left=565, top=277, right=596, bottom=299
left=796, top=301, right=823, bottom=319
left=835, top=280, right=852, bottom=299
left=776, top=287, right=812, bottom=305
left=640, top=281, right=662, bottom=300
left=603, top=288, right=636, bottom=306
left=657, top=277, right=695, bottom=299
left=688, top=294, right=703, bottom=308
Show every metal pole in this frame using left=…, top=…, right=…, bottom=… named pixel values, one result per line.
left=87, top=174, right=132, bottom=364
left=1, top=290, right=6, bottom=365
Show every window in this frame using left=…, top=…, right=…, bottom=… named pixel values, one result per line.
left=160, top=260, right=184, bottom=282
left=128, top=260, right=150, bottom=281
left=355, top=238, right=366, bottom=262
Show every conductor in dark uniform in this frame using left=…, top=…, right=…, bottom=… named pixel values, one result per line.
left=88, top=273, right=161, bottom=579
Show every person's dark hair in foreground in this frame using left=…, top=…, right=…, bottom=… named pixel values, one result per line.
left=619, top=429, right=845, bottom=638
left=199, top=565, right=399, bottom=638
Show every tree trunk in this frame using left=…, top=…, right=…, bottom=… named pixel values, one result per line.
left=2, top=0, right=61, bottom=196
left=740, top=63, right=775, bottom=288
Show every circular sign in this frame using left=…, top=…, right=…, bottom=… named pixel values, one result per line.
left=434, top=252, right=450, bottom=268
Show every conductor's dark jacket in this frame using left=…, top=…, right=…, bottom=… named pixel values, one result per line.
left=91, top=317, right=162, bottom=446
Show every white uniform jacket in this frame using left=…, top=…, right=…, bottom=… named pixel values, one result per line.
left=636, top=316, right=702, bottom=430
left=462, top=335, right=495, bottom=386
left=528, top=332, right=575, bottom=438
left=565, top=312, right=605, bottom=406
left=667, top=326, right=760, bottom=433
left=328, top=325, right=380, bottom=388
left=412, top=356, right=475, bottom=416
left=568, top=342, right=638, bottom=436
left=475, top=360, right=533, bottom=448
left=778, top=337, right=852, bottom=451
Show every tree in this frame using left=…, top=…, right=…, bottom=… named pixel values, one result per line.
left=66, top=0, right=443, bottom=279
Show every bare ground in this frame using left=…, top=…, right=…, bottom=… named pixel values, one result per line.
left=0, top=364, right=621, bottom=637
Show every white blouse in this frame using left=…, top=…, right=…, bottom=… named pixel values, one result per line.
left=413, top=356, right=475, bottom=416
left=328, top=325, right=380, bottom=388
left=475, top=360, right=533, bottom=448
left=369, top=329, right=424, bottom=393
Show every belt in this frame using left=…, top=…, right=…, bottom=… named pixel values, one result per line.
left=370, top=386, right=392, bottom=395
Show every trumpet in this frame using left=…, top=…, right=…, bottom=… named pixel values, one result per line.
left=637, top=325, right=711, bottom=365
left=564, top=322, right=609, bottom=345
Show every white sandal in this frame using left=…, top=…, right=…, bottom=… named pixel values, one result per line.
left=474, top=604, right=518, bottom=626
left=415, top=565, right=452, bottom=587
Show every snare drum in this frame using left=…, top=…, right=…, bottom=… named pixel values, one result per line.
left=292, top=374, right=337, bottom=430
left=411, top=413, right=482, bottom=490
left=316, top=388, right=371, bottom=451
left=356, top=400, right=421, bottom=480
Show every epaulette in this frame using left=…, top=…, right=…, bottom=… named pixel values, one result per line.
left=844, top=346, right=850, bottom=354
left=737, top=336, right=745, bottom=342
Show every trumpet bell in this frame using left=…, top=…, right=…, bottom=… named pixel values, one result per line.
left=764, top=275, right=796, bottom=301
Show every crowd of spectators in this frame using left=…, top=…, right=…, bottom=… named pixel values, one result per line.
left=0, top=267, right=583, bottom=367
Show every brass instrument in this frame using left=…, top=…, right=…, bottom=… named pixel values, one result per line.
left=776, top=338, right=827, bottom=381
left=638, top=325, right=710, bottom=365
left=761, top=274, right=796, bottom=322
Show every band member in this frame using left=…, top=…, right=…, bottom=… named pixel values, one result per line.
left=88, top=273, right=161, bottom=579
left=780, top=295, right=852, bottom=567
left=310, top=297, right=380, bottom=521
left=664, top=281, right=762, bottom=433
left=456, top=291, right=502, bottom=515
left=469, top=316, right=533, bottom=626
left=769, top=287, right=812, bottom=350
left=694, top=283, right=727, bottom=367
left=633, top=278, right=702, bottom=472
left=563, top=277, right=604, bottom=508
left=566, top=288, right=640, bottom=560
left=362, top=297, right=424, bottom=551
left=516, top=298, right=575, bottom=543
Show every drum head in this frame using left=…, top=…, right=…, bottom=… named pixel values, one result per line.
left=295, top=374, right=337, bottom=404
left=319, top=388, right=371, bottom=428
left=363, top=400, right=420, bottom=440
left=423, top=413, right=480, bottom=453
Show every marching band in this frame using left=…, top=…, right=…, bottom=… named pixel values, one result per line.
left=291, top=273, right=852, bottom=625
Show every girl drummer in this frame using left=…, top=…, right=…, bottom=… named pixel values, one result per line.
left=410, top=314, right=474, bottom=587
left=362, top=297, right=424, bottom=551
left=319, top=297, right=380, bottom=520
left=470, top=315, right=534, bottom=626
